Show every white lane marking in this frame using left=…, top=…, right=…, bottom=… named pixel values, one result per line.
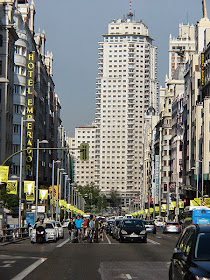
left=147, top=238, right=160, bottom=245
left=126, top=274, right=132, bottom=279
left=0, top=261, right=16, bottom=268
left=11, top=258, right=47, bottom=280
left=56, top=238, right=70, bottom=248
left=104, top=232, right=111, bottom=244
left=157, top=236, right=162, bottom=239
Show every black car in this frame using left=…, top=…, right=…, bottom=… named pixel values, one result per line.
left=117, top=219, right=147, bottom=243
left=169, top=224, right=210, bottom=280
left=105, top=220, right=114, bottom=235
left=111, top=219, right=122, bottom=239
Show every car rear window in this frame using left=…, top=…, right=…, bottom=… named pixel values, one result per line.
left=123, top=220, right=143, bottom=227
left=144, top=221, right=154, bottom=225
left=195, top=232, right=210, bottom=260
left=167, top=222, right=179, bottom=225
left=45, top=223, right=54, bottom=229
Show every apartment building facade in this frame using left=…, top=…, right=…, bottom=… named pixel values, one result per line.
left=94, top=13, right=158, bottom=207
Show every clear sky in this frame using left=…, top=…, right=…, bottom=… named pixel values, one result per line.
left=34, top=0, right=210, bottom=136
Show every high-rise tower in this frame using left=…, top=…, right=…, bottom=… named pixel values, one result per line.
left=95, top=10, right=158, bottom=208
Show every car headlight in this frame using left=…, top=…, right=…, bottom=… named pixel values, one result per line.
left=195, top=277, right=210, bottom=280
left=121, top=230, right=127, bottom=235
left=40, top=231, right=44, bottom=234
left=140, top=230, right=146, bottom=235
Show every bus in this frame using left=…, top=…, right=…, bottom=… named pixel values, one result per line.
left=183, top=206, right=210, bottom=228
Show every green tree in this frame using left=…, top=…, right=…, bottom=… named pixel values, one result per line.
left=76, top=183, right=107, bottom=213
left=110, top=190, right=121, bottom=208
left=0, top=188, right=18, bottom=217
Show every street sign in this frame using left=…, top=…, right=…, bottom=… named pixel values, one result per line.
left=202, top=201, right=206, bottom=206
left=175, top=208, right=179, bottom=215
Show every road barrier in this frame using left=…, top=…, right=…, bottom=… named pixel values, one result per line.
left=0, top=227, right=29, bottom=243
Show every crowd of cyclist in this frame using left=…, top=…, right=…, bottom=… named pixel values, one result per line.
left=67, top=215, right=105, bottom=243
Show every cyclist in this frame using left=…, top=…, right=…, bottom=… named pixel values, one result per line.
left=68, top=218, right=75, bottom=242
left=93, top=215, right=99, bottom=242
left=74, top=216, right=84, bottom=242
left=82, top=217, right=88, bottom=238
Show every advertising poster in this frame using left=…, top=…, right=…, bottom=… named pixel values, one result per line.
left=6, top=180, right=18, bottom=195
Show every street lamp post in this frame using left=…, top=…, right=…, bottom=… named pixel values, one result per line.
left=35, top=139, right=48, bottom=221
left=51, top=160, right=60, bottom=219
left=56, top=168, right=64, bottom=221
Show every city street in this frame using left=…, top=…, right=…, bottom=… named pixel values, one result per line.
left=0, top=228, right=180, bottom=280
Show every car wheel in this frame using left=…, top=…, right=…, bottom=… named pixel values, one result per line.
left=143, top=237, right=147, bottom=243
left=119, top=237, right=124, bottom=243
left=169, top=264, right=173, bottom=280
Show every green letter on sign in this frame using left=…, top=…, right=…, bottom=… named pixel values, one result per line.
left=80, top=143, right=89, bottom=161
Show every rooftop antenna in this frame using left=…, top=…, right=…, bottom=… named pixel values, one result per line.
left=128, top=0, right=134, bottom=19
left=202, top=0, right=208, bottom=18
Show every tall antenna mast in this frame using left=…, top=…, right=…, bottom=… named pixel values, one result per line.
left=128, top=0, right=134, bottom=19
left=202, top=0, right=208, bottom=18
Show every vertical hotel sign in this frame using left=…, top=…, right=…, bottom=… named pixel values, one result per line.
left=201, top=53, right=205, bottom=86
left=25, top=52, right=35, bottom=175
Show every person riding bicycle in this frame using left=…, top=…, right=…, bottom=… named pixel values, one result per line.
left=68, top=218, right=75, bottom=242
left=74, top=216, right=84, bottom=242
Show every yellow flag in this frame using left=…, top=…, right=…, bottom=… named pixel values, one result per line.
left=24, top=181, right=35, bottom=194
left=6, top=180, right=18, bottom=195
left=26, top=194, right=35, bottom=201
left=39, top=189, right=48, bottom=200
left=0, top=166, right=9, bottom=183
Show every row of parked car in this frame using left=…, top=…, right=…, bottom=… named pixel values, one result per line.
left=31, top=220, right=64, bottom=244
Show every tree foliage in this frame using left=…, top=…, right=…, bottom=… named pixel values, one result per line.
left=76, top=183, right=107, bottom=213
left=110, top=190, right=121, bottom=207
left=0, top=188, right=18, bottom=216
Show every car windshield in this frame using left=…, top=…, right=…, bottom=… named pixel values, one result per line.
left=195, top=232, right=210, bottom=260
left=45, top=223, right=54, bottom=229
left=56, top=223, right=61, bottom=227
left=123, top=220, right=143, bottom=227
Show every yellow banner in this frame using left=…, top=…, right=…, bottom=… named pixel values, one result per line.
left=194, top=198, right=202, bottom=206
left=204, top=198, right=210, bottom=206
left=49, top=185, right=57, bottom=199
left=155, top=206, right=159, bottom=212
left=26, top=194, right=35, bottom=201
left=39, top=189, right=48, bottom=200
left=149, top=208, right=154, bottom=213
left=24, top=181, right=35, bottom=194
left=59, top=200, right=65, bottom=207
left=0, top=166, right=9, bottom=183
left=6, top=180, right=18, bottom=195
left=161, top=204, right=167, bottom=210
left=179, top=201, right=184, bottom=208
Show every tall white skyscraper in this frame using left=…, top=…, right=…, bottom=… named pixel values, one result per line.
left=95, top=11, right=158, bottom=207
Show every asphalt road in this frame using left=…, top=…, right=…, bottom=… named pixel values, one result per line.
left=0, top=228, right=180, bottom=280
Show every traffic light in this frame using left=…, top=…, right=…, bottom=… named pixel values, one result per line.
left=80, top=143, right=89, bottom=161
left=164, top=183, right=167, bottom=192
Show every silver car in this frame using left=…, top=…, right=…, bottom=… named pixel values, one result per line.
left=144, top=220, right=156, bottom=234
left=162, top=222, right=181, bottom=234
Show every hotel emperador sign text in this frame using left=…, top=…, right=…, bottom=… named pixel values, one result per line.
left=25, top=52, right=35, bottom=175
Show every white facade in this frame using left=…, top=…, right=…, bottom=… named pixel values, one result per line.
left=169, top=24, right=195, bottom=79
left=70, top=125, right=96, bottom=186
left=95, top=15, right=158, bottom=202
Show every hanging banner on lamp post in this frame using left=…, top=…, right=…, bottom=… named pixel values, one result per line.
left=6, top=180, right=18, bottom=195
left=24, top=181, right=35, bottom=194
left=0, top=166, right=9, bottom=183
left=39, top=189, right=48, bottom=200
